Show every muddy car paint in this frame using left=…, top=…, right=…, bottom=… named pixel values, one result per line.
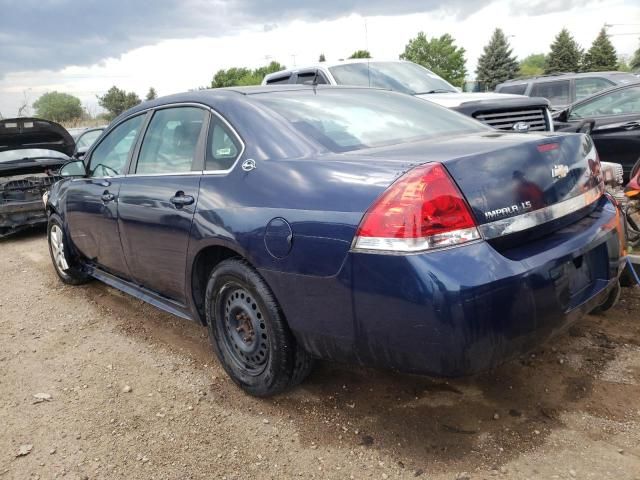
left=47, top=86, right=624, bottom=377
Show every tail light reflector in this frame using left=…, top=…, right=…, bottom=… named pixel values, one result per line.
left=352, top=163, right=480, bottom=253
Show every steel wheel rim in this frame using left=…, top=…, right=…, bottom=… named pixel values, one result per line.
left=50, top=225, right=69, bottom=272
left=219, top=284, right=269, bottom=376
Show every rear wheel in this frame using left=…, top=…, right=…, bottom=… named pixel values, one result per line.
left=47, top=214, right=90, bottom=285
left=205, top=258, right=313, bottom=397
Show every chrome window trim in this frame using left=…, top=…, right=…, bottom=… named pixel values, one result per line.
left=202, top=108, right=246, bottom=175
left=96, top=102, right=246, bottom=178
left=478, top=183, right=604, bottom=240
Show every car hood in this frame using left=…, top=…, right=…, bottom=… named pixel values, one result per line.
left=416, top=91, right=526, bottom=108
left=0, top=117, right=75, bottom=156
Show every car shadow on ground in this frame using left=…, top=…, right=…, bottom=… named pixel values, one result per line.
left=70, top=274, right=640, bottom=473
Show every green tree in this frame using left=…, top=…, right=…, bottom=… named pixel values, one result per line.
left=319, top=53, right=326, bottom=62
left=400, top=32, right=467, bottom=86
left=32, top=91, right=83, bottom=123
left=545, top=28, right=583, bottom=73
left=630, top=39, right=640, bottom=70
left=617, top=56, right=632, bottom=72
left=145, top=87, right=158, bottom=101
left=210, top=61, right=286, bottom=88
left=519, top=53, right=546, bottom=77
left=582, top=28, right=617, bottom=71
left=97, top=86, right=141, bottom=120
left=475, top=28, right=519, bottom=90
left=348, top=50, right=371, bottom=59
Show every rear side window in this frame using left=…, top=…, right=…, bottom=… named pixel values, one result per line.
left=497, top=84, right=527, bottom=95
left=136, top=107, right=206, bottom=174
left=206, top=118, right=242, bottom=171
left=266, top=75, right=291, bottom=85
left=530, top=80, right=570, bottom=105
left=88, top=115, right=144, bottom=177
left=253, top=89, right=489, bottom=153
left=575, top=77, right=614, bottom=100
left=295, top=72, right=328, bottom=85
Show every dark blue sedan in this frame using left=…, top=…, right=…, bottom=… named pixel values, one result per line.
left=47, top=86, right=625, bottom=396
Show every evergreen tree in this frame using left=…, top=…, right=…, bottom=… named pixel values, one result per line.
left=145, top=87, right=158, bottom=101
left=475, top=28, right=518, bottom=90
left=545, top=28, right=583, bottom=73
left=582, top=28, right=617, bottom=71
left=630, top=40, right=640, bottom=71
left=318, top=53, right=326, bottom=62
left=348, top=50, right=371, bottom=59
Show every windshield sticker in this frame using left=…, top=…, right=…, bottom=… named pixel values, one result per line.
left=216, top=147, right=232, bottom=156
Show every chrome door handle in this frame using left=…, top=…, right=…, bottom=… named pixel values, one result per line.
left=170, top=192, right=195, bottom=208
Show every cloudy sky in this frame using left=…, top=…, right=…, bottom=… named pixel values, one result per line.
left=0, top=0, right=638, bottom=117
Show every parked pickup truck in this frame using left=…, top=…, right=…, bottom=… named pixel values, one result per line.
left=263, top=59, right=554, bottom=132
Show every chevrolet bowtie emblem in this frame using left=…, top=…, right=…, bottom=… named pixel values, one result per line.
left=551, top=164, right=569, bottom=179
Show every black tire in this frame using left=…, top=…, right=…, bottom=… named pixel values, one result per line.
left=205, top=258, right=313, bottom=397
left=591, top=281, right=621, bottom=314
left=47, top=213, right=90, bottom=285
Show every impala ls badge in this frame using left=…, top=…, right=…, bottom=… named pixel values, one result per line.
left=551, top=164, right=569, bottom=179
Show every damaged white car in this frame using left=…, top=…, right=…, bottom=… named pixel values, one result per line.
left=0, top=118, right=75, bottom=238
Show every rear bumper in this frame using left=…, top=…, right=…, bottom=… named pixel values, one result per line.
left=346, top=196, right=624, bottom=376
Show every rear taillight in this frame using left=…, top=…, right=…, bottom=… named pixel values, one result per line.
left=352, top=163, right=480, bottom=253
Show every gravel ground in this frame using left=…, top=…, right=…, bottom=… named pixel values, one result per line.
left=1, top=229, right=639, bottom=480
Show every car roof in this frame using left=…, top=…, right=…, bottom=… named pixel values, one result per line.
left=110, top=85, right=391, bottom=123
left=498, top=71, right=638, bottom=85
left=263, top=59, right=414, bottom=79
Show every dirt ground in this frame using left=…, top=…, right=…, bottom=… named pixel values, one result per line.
left=1, top=229, right=640, bottom=480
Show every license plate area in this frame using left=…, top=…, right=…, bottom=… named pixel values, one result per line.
left=551, top=245, right=608, bottom=311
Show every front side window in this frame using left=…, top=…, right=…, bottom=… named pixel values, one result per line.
left=206, top=118, right=241, bottom=171
left=136, top=107, right=206, bottom=174
left=570, top=85, right=640, bottom=119
left=253, top=89, right=489, bottom=153
left=88, top=115, right=144, bottom=177
left=530, top=80, right=570, bottom=105
left=575, top=77, right=614, bottom=101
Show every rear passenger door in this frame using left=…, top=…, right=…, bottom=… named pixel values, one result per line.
left=117, top=106, right=208, bottom=304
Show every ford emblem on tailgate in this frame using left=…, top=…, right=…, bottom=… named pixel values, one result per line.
left=512, top=122, right=530, bottom=133
left=551, top=164, right=570, bottom=179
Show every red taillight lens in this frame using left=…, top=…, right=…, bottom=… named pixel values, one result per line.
left=353, top=163, right=480, bottom=253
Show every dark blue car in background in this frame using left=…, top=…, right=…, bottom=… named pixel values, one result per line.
left=46, top=86, right=625, bottom=396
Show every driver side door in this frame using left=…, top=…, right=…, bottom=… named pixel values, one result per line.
left=569, top=85, right=640, bottom=179
left=65, top=113, right=147, bottom=279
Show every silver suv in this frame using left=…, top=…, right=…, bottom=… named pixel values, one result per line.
left=495, top=72, right=639, bottom=110
left=263, top=60, right=554, bottom=132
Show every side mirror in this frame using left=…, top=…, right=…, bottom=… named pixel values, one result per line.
left=59, top=159, right=87, bottom=177
left=555, top=109, right=568, bottom=123
left=73, top=150, right=86, bottom=160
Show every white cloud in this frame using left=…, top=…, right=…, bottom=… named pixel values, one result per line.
left=1, top=0, right=638, bottom=118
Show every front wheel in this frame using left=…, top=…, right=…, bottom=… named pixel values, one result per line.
left=47, top=213, right=90, bottom=285
left=205, top=258, right=313, bottom=397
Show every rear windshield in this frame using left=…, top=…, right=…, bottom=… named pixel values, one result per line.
left=252, top=89, right=489, bottom=153
left=497, top=84, right=528, bottom=95
left=328, top=62, right=457, bottom=95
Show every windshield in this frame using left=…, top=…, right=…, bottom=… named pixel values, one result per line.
left=253, top=89, right=488, bottom=153
left=328, top=62, right=457, bottom=95
left=0, top=148, right=69, bottom=164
